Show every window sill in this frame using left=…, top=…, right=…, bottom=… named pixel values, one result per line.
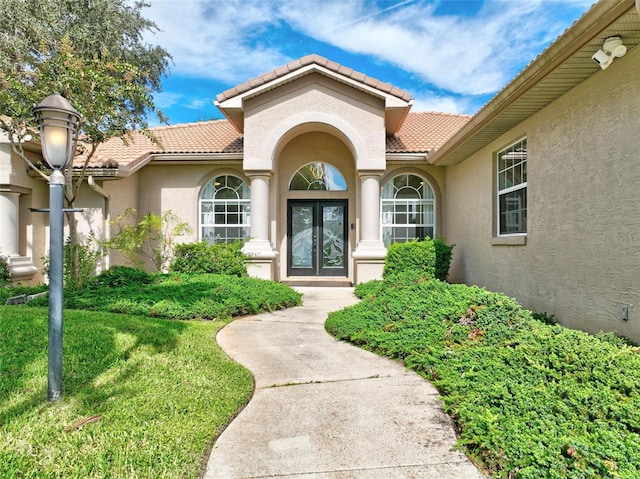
left=492, top=235, right=526, bottom=246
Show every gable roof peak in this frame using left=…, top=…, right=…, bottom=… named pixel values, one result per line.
left=216, top=54, right=414, bottom=134
left=216, top=53, right=413, bottom=104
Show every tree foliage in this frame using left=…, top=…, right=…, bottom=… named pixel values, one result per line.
left=0, top=0, right=171, bottom=159
left=0, top=0, right=171, bottom=285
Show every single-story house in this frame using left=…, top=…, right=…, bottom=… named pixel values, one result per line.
left=1, top=0, right=639, bottom=341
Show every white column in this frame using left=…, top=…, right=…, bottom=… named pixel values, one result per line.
left=353, top=172, right=387, bottom=257
left=0, top=190, right=37, bottom=280
left=242, top=172, right=277, bottom=259
left=0, top=191, right=20, bottom=256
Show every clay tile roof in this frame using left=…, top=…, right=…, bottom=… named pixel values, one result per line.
left=77, top=111, right=471, bottom=170
left=386, top=112, right=472, bottom=153
left=216, top=54, right=413, bottom=103
left=74, top=119, right=243, bottom=169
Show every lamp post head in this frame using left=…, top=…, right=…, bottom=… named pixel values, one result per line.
left=33, top=94, right=80, bottom=170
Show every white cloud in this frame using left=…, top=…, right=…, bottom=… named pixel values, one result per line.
left=411, top=93, right=474, bottom=115
left=143, top=0, right=594, bottom=103
left=153, top=91, right=183, bottom=109
left=275, top=0, right=588, bottom=95
left=144, top=0, right=291, bottom=83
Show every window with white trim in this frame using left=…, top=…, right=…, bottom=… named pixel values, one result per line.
left=381, top=173, right=435, bottom=247
left=200, top=175, right=250, bottom=244
left=497, top=138, right=527, bottom=235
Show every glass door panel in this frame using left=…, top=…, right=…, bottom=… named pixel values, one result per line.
left=291, top=205, right=315, bottom=272
left=288, top=200, right=347, bottom=277
left=321, top=205, right=345, bottom=274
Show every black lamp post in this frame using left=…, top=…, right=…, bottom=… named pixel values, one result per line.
left=33, top=94, right=80, bottom=402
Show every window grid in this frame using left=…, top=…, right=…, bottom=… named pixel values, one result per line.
left=497, top=138, right=527, bottom=235
left=381, top=174, right=435, bottom=247
left=289, top=162, right=347, bottom=191
left=199, top=175, right=251, bottom=244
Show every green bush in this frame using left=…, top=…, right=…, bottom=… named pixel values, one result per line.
left=170, top=241, right=247, bottom=277
left=383, top=238, right=436, bottom=279
left=42, top=233, right=103, bottom=290
left=88, top=266, right=152, bottom=288
left=24, top=273, right=301, bottom=321
left=0, top=254, right=12, bottom=287
left=433, top=238, right=454, bottom=281
left=326, top=276, right=640, bottom=478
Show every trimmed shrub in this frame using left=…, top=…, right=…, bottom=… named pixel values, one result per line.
left=433, top=238, right=454, bottom=282
left=89, top=266, right=152, bottom=288
left=0, top=254, right=12, bottom=287
left=170, top=241, right=247, bottom=277
left=327, top=276, right=640, bottom=478
left=383, top=238, right=436, bottom=279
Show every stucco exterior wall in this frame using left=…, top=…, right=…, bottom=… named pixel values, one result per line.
left=104, top=163, right=245, bottom=269
left=445, top=45, right=640, bottom=341
left=243, top=73, right=386, bottom=172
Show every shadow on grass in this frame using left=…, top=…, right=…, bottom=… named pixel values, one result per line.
left=0, top=305, right=187, bottom=420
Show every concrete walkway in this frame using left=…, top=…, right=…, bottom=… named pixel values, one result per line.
left=204, top=287, right=484, bottom=479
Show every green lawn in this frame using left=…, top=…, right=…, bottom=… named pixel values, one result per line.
left=0, top=306, right=252, bottom=478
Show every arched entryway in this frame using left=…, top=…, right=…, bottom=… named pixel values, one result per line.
left=276, top=131, right=356, bottom=283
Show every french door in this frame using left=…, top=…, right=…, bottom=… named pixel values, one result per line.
left=287, top=200, right=348, bottom=277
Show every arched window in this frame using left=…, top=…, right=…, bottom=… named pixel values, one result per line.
left=289, top=162, right=347, bottom=191
left=200, top=175, right=250, bottom=244
left=381, top=174, right=435, bottom=246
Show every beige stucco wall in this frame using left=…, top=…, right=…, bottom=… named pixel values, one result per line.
left=445, top=45, right=640, bottom=342
left=103, top=163, right=246, bottom=270
left=243, top=73, right=387, bottom=172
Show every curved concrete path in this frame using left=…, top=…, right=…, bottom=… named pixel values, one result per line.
left=204, top=287, right=484, bottom=479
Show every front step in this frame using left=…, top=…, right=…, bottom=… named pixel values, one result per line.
left=282, top=280, right=353, bottom=287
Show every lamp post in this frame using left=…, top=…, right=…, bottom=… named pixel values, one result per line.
left=33, top=94, right=80, bottom=402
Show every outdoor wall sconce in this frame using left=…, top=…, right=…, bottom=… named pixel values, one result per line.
left=591, top=36, right=627, bottom=70
left=33, top=93, right=81, bottom=402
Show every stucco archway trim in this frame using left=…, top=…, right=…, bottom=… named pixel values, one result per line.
left=245, top=112, right=383, bottom=172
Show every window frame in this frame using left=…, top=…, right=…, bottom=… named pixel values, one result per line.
left=199, top=174, right=251, bottom=244
left=496, top=137, right=527, bottom=237
left=289, top=162, right=347, bottom=191
left=380, top=173, right=436, bottom=247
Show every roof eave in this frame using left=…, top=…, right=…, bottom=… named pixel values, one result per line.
left=430, top=0, right=637, bottom=166
left=216, top=62, right=413, bottom=135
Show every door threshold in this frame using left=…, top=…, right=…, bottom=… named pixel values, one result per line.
left=282, top=279, right=353, bottom=287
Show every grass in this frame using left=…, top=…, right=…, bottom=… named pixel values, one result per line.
left=0, top=271, right=303, bottom=478
left=326, top=274, right=640, bottom=479
left=0, top=306, right=253, bottom=478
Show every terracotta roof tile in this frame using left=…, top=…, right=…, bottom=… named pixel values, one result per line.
left=75, top=119, right=244, bottom=169
left=386, top=112, right=472, bottom=153
left=78, top=112, right=471, bottom=170
left=216, top=54, right=413, bottom=103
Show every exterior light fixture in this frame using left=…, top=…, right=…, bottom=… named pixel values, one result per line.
left=591, top=36, right=627, bottom=70
left=33, top=94, right=80, bottom=402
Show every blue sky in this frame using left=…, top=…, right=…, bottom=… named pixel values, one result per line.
left=142, top=0, right=596, bottom=126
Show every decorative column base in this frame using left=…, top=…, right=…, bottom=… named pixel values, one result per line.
left=242, top=240, right=278, bottom=281
left=352, top=241, right=387, bottom=284
left=8, top=255, right=38, bottom=282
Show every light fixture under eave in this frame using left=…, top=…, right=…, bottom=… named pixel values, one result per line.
left=591, top=36, right=627, bottom=70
